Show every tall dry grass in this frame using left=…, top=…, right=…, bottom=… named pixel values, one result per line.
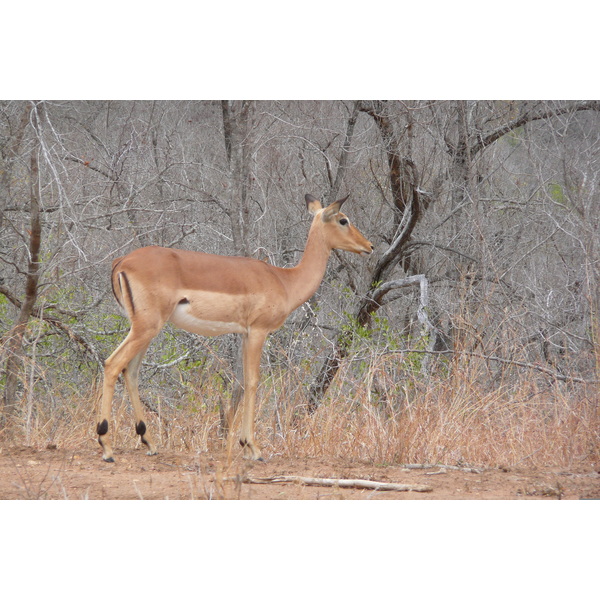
left=3, top=349, right=598, bottom=470
left=258, top=354, right=599, bottom=468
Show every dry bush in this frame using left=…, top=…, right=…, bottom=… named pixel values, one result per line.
left=257, top=353, right=599, bottom=468
left=2, top=349, right=598, bottom=470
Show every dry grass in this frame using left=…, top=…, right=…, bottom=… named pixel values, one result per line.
left=3, top=351, right=598, bottom=471
left=266, top=383, right=598, bottom=469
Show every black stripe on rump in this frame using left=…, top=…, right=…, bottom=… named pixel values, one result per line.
left=119, top=271, right=135, bottom=314
left=111, top=260, right=124, bottom=309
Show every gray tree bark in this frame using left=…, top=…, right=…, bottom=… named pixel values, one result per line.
left=2, top=132, right=42, bottom=420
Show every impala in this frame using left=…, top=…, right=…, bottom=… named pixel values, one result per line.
left=96, top=193, right=373, bottom=462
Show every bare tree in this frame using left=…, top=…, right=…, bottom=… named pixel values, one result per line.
left=2, top=104, right=42, bottom=418
left=307, top=100, right=600, bottom=409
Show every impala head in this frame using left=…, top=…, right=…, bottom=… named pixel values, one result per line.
left=305, top=193, right=374, bottom=255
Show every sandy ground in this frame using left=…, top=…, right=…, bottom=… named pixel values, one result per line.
left=1, top=444, right=599, bottom=500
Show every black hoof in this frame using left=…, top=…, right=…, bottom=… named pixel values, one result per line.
left=103, top=456, right=115, bottom=463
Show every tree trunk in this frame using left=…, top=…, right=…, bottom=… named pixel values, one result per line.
left=222, top=100, right=254, bottom=257
left=0, top=103, right=31, bottom=230
left=307, top=101, right=423, bottom=411
left=220, top=100, right=255, bottom=433
left=2, top=142, right=42, bottom=421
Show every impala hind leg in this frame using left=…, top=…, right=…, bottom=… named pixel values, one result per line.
left=239, top=330, right=268, bottom=461
left=97, top=328, right=158, bottom=462
left=97, top=346, right=124, bottom=462
left=122, top=343, right=157, bottom=455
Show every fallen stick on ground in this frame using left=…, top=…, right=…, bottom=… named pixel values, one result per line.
left=232, top=475, right=433, bottom=493
left=400, top=463, right=484, bottom=474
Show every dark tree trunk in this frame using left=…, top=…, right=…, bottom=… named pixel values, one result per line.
left=307, top=101, right=424, bottom=411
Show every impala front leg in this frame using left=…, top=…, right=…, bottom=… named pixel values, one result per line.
left=239, top=329, right=267, bottom=460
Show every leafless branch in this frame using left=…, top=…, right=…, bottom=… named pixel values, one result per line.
left=231, top=475, right=433, bottom=493
left=370, top=348, right=599, bottom=384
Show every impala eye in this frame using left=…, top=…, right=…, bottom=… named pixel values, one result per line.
left=339, top=218, right=349, bottom=226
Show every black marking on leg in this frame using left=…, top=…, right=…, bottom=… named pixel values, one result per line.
left=135, top=420, right=147, bottom=436
left=239, top=439, right=248, bottom=448
left=97, top=419, right=109, bottom=436
left=178, top=297, right=190, bottom=305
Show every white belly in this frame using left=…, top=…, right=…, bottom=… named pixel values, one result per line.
left=168, top=303, right=246, bottom=337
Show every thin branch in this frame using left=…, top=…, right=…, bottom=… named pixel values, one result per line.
left=369, top=348, right=599, bottom=384
left=63, top=154, right=113, bottom=180
left=399, top=464, right=484, bottom=474
left=405, top=240, right=478, bottom=264
left=232, top=475, right=433, bottom=493
left=471, top=100, right=600, bottom=156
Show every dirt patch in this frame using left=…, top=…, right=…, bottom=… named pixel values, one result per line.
left=1, top=444, right=598, bottom=500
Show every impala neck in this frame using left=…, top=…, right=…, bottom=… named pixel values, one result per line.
left=281, top=219, right=332, bottom=312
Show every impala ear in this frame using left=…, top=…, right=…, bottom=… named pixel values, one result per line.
left=322, top=194, right=350, bottom=222
left=336, top=194, right=350, bottom=209
left=305, top=194, right=323, bottom=216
